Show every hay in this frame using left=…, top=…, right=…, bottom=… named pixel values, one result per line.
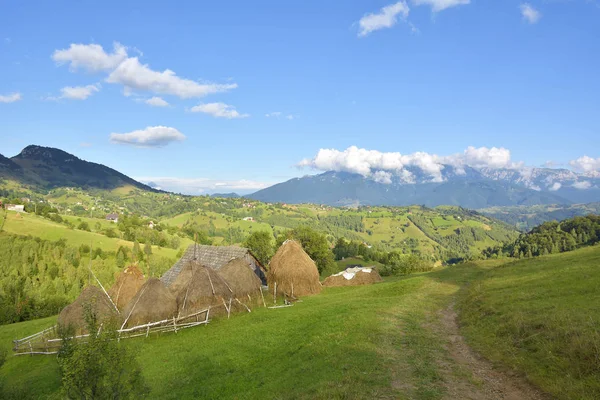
left=169, top=261, right=234, bottom=318
left=120, top=278, right=177, bottom=329
left=218, top=258, right=263, bottom=305
left=108, top=264, right=146, bottom=311
left=58, top=285, right=118, bottom=334
left=322, top=267, right=383, bottom=287
left=268, top=240, right=321, bottom=297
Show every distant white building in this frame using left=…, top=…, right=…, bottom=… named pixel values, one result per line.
left=242, top=217, right=255, bottom=222
left=5, top=204, right=25, bottom=212
left=106, top=213, right=119, bottom=223
left=148, top=221, right=155, bottom=229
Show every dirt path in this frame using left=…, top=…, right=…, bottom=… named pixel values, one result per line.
left=436, top=303, right=550, bottom=400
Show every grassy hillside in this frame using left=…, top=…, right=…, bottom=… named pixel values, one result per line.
left=459, top=245, right=600, bottom=399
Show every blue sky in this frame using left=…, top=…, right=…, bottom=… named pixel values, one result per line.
left=1, top=0, right=599, bottom=194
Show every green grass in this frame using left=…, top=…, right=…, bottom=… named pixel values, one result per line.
left=0, top=271, right=468, bottom=399
left=458, top=246, right=600, bottom=400
left=1, top=212, right=182, bottom=259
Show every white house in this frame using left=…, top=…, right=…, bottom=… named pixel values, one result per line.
left=5, top=204, right=25, bottom=212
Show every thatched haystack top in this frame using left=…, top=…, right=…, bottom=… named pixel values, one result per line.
left=161, top=244, right=266, bottom=287
left=218, top=258, right=262, bottom=298
left=108, top=264, right=146, bottom=311
left=121, top=278, right=177, bottom=329
left=58, top=285, right=118, bottom=333
left=268, top=240, right=321, bottom=297
left=169, top=261, right=234, bottom=318
left=323, top=267, right=383, bottom=287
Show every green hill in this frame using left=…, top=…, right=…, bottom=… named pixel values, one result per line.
left=458, top=245, right=600, bottom=399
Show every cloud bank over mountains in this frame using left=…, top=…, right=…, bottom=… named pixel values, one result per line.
left=298, top=146, right=600, bottom=190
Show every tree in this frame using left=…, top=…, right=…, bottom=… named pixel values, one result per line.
left=57, top=305, right=150, bottom=399
left=243, top=231, right=274, bottom=266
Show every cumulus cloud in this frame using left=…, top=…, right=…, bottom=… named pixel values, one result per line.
left=570, top=156, right=600, bottom=173
left=53, top=42, right=237, bottom=99
left=412, top=0, right=470, bottom=12
left=358, top=1, right=410, bottom=37
left=373, top=171, right=393, bottom=184
left=520, top=3, right=541, bottom=24
left=549, top=182, right=562, bottom=191
left=298, top=145, right=515, bottom=183
left=573, top=181, right=592, bottom=190
left=109, top=126, right=186, bottom=147
left=0, top=92, right=21, bottom=103
left=145, top=96, right=169, bottom=107
left=54, top=84, right=100, bottom=100
left=190, top=102, right=249, bottom=119
left=135, top=177, right=273, bottom=195
left=106, top=57, right=237, bottom=99
left=52, top=42, right=128, bottom=72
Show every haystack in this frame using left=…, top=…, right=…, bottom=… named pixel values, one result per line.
left=120, top=278, right=177, bottom=329
left=169, top=261, right=234, bottom=319
left=218, top=258, right=264, bottom=305
left=108, top=264, right=146, bottom=310
left=58, top=285, right=118, bottom=334
left=323, top=267, right=383, bottom=287
left=268, top=240, right=321, bottom=297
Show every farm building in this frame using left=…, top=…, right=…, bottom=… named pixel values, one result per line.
left=5, top=204, right=25, bottom=212
left=323, top=267, right=383, bottom=287
left=161, top=245, right=267, bottom=287
left=268, top=240, right=321, bottom=297
left=105, top=213, right=119, bottom=223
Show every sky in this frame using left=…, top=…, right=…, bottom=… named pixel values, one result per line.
left=1, top=0, right=599, bottom=194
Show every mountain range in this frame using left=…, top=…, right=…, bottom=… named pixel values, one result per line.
left=249, top=165, right=600, bottom=208
left=2, top=145, right=600, bottom=209
left=0, top=145, right=153, bottom=191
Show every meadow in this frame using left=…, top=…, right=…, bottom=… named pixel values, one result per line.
left=2, top=246, right=599, bottom=399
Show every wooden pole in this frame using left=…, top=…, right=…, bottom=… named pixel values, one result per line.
left=259, top=287, right=266, bottom=308
left=273, top=282, right=277, bottom=305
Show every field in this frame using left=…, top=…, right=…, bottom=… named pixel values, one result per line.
left=3, top=246, right=599, bottom=398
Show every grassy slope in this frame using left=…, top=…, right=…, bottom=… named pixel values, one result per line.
left=1, top=211, right=183, bottom=259
left=0, top=271, right=471, bottom=399
left=458, top=246, right=600, bottom=399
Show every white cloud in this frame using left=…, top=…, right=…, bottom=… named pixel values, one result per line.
left=52, top=42, right=128, bottom=72
left=0, top=92, right=22, bottom=103
left=190, top=102, right=249, bottom=119
left=573, top=181, right=592, bottom=190
left=520, top=4, right=541, bottom=24
left=570, top=156, right=600, bottom=173
left=145, top=96, right=169, bottom=107
left=549, top=182, right=562, bottom=191
left=373, top=171, right=393, bottom=184
left=412, top=0, right=470, bottom=12
left=106, top=57, right=237, bottom=99
left=134, top=177, right=273, bottom=195
left=298, top=146, right=516, bottom=183
left=358, top=1, right=410, bottom=37
left=266, top=111, right=295, bottom=120
left=109, top=126, right=186, bottom=147
left=58, top=84, right=100, bottom=100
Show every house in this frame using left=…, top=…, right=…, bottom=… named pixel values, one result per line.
left=161, top=244, right=267, bottom=287
left=148, top=221, right=155, bottom=229
left=242, top=217, right=255, bottom=222
left=106, top=213, right=119, bottom=223
left=5, top=204, right=25, bottom=212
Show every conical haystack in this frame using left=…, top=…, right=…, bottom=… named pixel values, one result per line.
left=169, top=261, right=234, bottom=319
left=323, top=267, right=383, bottom=287
left=108, top=264, right=146, bottom=310
left=219, top=258, right=264, bottom=305
left=58, top=285, right=118, bottom=334
left=268, top=240, right=321, bottom=297
left=120, top=278, right=177, bottom=329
